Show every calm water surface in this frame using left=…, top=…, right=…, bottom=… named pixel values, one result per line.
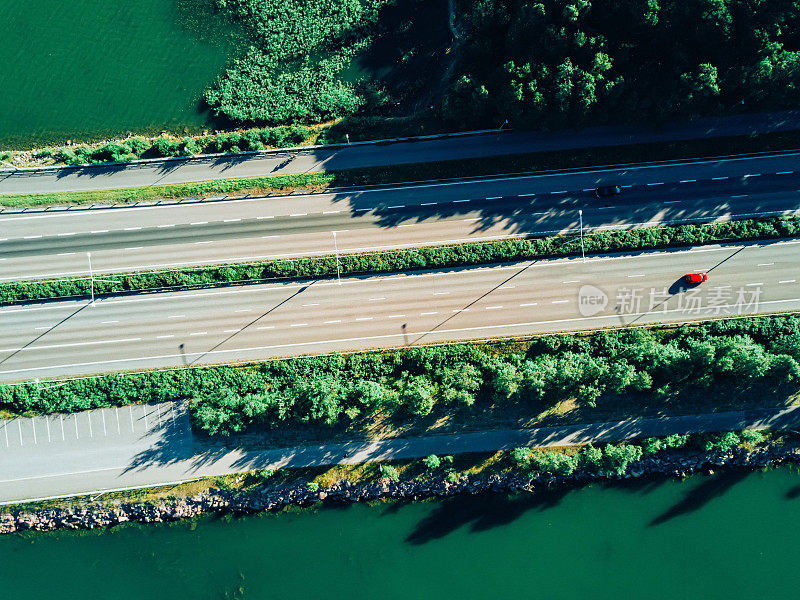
left=3, top=468, right=800, bottom=599
left=1, top=1, right=238, bottom=148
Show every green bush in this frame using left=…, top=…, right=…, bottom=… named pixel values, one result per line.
left=423, top=454, right=441, bottom=470
left=513, top=427, right=771, bottom=480
left=602, top=444, right=643, bottom=476
left=701, top=431, right=742, bottom=452
left=203, top=0, right=380, bottom=124
left=254, top=468, right=275, bottom=481
left=528, top=451, right=580, bottom=476
left=740, top=429, right=767, bottom=445
left=380, top=464, right=400, bottom=482
left=511, top=447, right=531, bottom=469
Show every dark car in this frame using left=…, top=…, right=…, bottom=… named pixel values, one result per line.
left=594, top=185, right=621, bottom=198
left=684, top=272, right=708, bottom=284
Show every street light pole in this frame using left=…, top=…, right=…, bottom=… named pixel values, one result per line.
left=87, top=251, right=95, bottom=305
left=578, top=210, right=585, bottom=263
left=332, top=232, right=341, bottom=285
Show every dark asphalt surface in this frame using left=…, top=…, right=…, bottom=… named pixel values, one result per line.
left=2, top=150, right=800, bottom=281
left=3, top=109, right=800, bottom=195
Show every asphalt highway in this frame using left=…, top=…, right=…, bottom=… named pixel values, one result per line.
left=0, top=239, right=797, bottom=382
left=2, top=151, right=800, bottom=281
left=2, top=109, right=800, bottom=196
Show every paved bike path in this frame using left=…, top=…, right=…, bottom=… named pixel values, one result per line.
left=3, top=109, right=800, bottom=196
left=2, top=402, right=798, bottom=504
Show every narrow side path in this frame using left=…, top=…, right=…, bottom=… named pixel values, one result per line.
left=3, top=109, right=800, bottom=196
left=2, top=402, right=798, bottom=504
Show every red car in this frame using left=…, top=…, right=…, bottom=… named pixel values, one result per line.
left=684, top=272, right=708, bottom=284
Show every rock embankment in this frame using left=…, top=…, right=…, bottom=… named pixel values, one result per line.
left=2, top=445, right=796, bottom=534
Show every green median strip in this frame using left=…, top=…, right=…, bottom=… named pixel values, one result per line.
left=4, top=129, right=800, bottom=208
left=3, top=313, right=798, bottom=444
left=2, top=214, right=799, bottom=304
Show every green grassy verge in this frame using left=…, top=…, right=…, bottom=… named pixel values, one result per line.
left=3, top=129, right=800, bottom=208
left=3, top=214, right=799, bottom=304
left=0, top=172, right=337, bottom=208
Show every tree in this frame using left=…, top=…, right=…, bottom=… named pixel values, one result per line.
left=702, top=431, right=741, bottom=452
left=740, top=429, right=766, bottom=444
left=439, top=364, right=482, bottom=407
left=189, top=387, right=273, bottom=436
left=581, top=444, right=603, bottom=471
left=380, top=464, right=400, bottom=482
left=489, top=362, right=522, bottom=401
left=350, top=379, right=398, bottom=411
left=400, top=374, right=436, bottom=416
left=602, top=444, right=643, bottom=475
left=641, top=437, right=664, bottom=455
left=529, top=450, right=579, bottom=476
left=767, top=354, right=800, bottom=384
left=511, top=446, right=531, bottom=469
left=423, top=454, right=441, bottom=470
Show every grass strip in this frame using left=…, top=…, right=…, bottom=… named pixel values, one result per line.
left=2, top=214, right=799, bottom=304
left=4, top=129, right=800, bottom=208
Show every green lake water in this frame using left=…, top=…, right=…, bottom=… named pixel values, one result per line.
left=4, top=468, right=800, bottom=599
left=0, top=0, right=239, bottom=149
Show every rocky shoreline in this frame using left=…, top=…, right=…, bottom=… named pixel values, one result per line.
left=3, top=445, right=797, bottom=535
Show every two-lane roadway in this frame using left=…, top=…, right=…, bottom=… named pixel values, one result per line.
left=2, top=151, right=800, bottom=282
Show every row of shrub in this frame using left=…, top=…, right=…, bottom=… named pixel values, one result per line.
left=511, top=429, right=768, bottom=478
left=44, top=125, right=314, bottom=166
left=3, top=214, right=798, bottom=304
left=2, top=314, right=798, bottom=435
